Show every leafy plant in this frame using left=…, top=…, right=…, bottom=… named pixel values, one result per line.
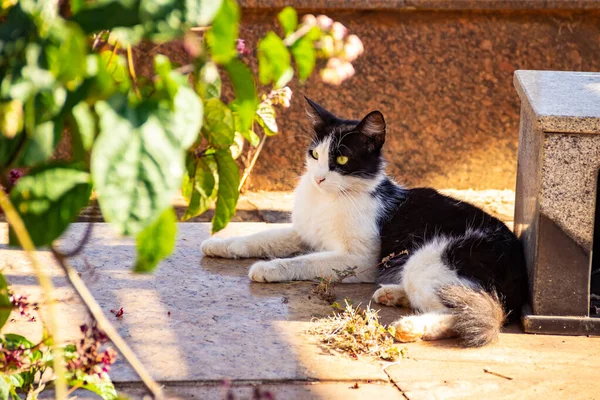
left=0, top=0, right=364, bottom=273
left=0, top=1, right=364, bottom=398
left=0, top=281, right=118, bottom=400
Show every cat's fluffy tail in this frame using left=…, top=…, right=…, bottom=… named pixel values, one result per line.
left=437, top=285, right=505, bottom=347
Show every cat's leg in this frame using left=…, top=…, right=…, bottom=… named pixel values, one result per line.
left=201, top=227, right=306, bottom=259
left=248, top=251, right=377, bottom=283
left=372, top=285, right=411, bottom=307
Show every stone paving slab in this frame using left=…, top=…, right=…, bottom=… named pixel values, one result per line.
left=388, top=325, right=600, bottom=399
left=3, top=221, right=599, bottom=400
left=0, top=223, right=395, bottom=385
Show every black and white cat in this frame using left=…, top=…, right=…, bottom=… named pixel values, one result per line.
left=201, top=98, right=528, bottom=347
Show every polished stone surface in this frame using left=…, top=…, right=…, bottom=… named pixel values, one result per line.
left=515, top=70, right=600, bottom=134
left=540, top=133, right=600, bottom=250
left=2, top=222, right=600, bottom=399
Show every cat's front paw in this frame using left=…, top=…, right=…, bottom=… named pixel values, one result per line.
left=201, top=238, right=249, bottom=258
left=248, top=260, right=290, bottom=282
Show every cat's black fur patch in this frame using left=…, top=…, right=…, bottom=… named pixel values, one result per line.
left=377, top=186, right=528, bottom=320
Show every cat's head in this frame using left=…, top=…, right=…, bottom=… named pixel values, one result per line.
left=304, top=97, right=386, bottom=193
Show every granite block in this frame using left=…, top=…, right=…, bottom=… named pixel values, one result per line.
left=514, top=70, right=600, bottom=322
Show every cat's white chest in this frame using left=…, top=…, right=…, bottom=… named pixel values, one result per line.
left=291, top=176, right=380, bottom=254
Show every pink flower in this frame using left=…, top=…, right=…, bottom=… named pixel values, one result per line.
left=320, top=35, right=335, bottom=57
left=316, top=15, right=333, bottom=30
left=331, top=22, right=347, bottom=41
left=183, top=33, right=202, bottom=58
left=343, top=35, right=364, bottom=61
left=9, top=169, right=23, bottom=186
left=236, top=39, right=251, bottom=57
left=320, top=58, right=355, bottom=85
left=302, top=14, right=317, bottom=26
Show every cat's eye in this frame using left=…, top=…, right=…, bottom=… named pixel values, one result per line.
left=336, top=155, right=349, bottom=165
left=310, top=150, right=319, bottom=159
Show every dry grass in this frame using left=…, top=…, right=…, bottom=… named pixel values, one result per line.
left=308, top=300, right=406, bottom=361
left=311, top=266, right=358, bottom=303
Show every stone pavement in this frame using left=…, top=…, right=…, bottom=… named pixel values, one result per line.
left=1, top=222, right=599, bottom=399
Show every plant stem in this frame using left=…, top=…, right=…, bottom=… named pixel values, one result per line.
left=126, top=45, right=142, bottom=99
left=283, top=24, right=313, bottom=47
left=53, top=223, right=94, bottom=258
left=92, top=30, right=107, bottom=51
left=0, top=191, right=67, bottom=399
left=239, top=133, right=267, bottom=191
left=51, top=248, right=165, bottom=400
left=106, top=40, right=120, bottom=70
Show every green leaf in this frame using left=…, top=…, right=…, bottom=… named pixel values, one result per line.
left=0, top=100, right=24, bottom=139
left=0, top=134, right=23, bottom=169
left=8, top=374, right=23, bottom=389
left=68, top=372, right=118, bottom=400
left=153, top=55, right=184, bottom=102
left=239, top=129, right=260, bottom=147
left=206, top=0, right=239, bottom=64
left=291, top=36, right=316, bottom=81
left=185, top=0, right=223, bottom=26
left=69, top=101, right=96, bottom=162
left=70, top=0, right=84, bottom=14
left=202, top=98, right=234, bottom=149
left=182, top=152, right=217, bottom=221
left=278, top=7, right=297, bottom=36
left=212, top=149, right=239, bottom=233
left=3, top=334, right=34, bottom=349
left=45, top=21, right=88, bottom=90
left=153, top=55, right=203, bottom=149
left=16, top=117, right=63, bottom=167
left=9, top=165, right=92, bottom=247
left=256, top=102, right=278, bottom=135
left=134, top=207, right=177, bottom=273
left=0, top=272, right=11, bottom=330
left=196, top=62, right=221, bottom=100
left=258, top=32, right=292, bottom=88
left=72, top=0, right=142, bottom=34
left=99, top=51, right=131, bottom=92
left=224, top=59, right=257, bottom=134
left=0, top=376, right=10, bottom=400
left=65, top=54, right=117, bottom=109
left=92, top=95, right=187, bottom=236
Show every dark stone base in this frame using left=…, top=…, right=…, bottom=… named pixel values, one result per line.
left=522, top=305, right=600, bottom=336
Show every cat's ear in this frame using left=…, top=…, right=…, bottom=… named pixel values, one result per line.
left=304, top=97, right=336, bottom=128
left=357, top=111, right=386, bottom=149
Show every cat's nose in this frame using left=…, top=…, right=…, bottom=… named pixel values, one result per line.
left=316, top=177, right=326, bottom=185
